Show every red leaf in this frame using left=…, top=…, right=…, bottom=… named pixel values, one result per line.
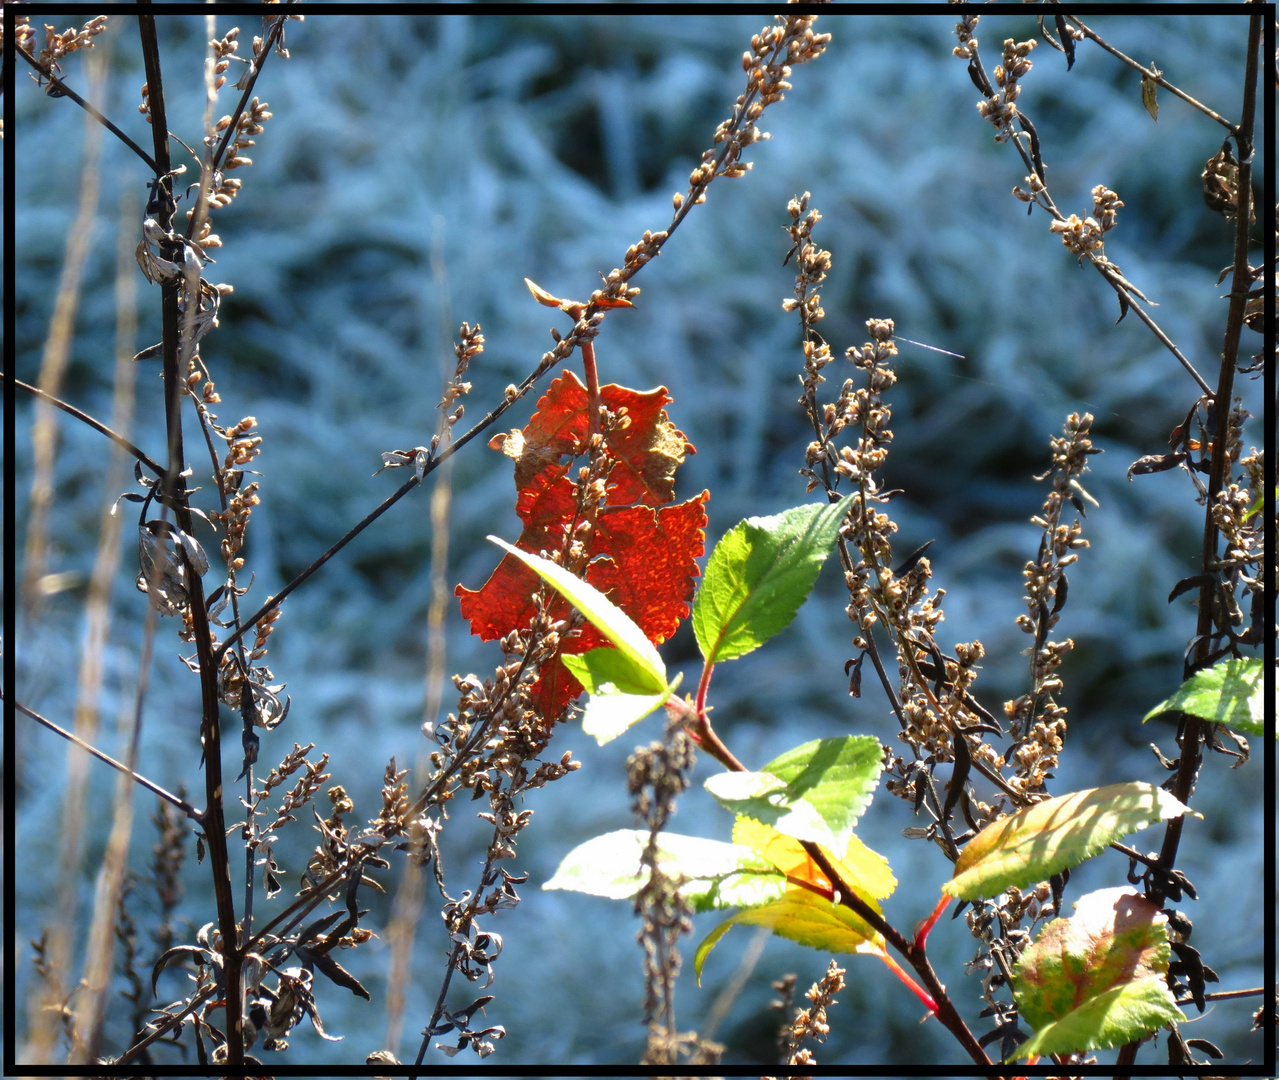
left=457, top=370, right=706, bottom=717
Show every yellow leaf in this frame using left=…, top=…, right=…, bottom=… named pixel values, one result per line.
left=695, top=889, right=884, bottom=984
left=732, top=816, right=895, bottom=901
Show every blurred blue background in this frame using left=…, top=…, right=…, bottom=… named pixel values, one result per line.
left=13, top=12, right=1266, bottom=1069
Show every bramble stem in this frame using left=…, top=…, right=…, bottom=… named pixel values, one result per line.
left=914, top=893, right=952, bottom=951
left=877, top=950, right=938, bottom=1015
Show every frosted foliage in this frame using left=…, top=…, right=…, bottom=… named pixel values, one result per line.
left=13, top=13, right=1262, bottom=1066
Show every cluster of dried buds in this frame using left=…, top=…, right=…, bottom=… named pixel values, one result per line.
left=1049, top=185, right=1124, bottom=261
left=673, top=13, right=829, bottom=214
left=975, top=37, right=1037, bottom=136
left=1002, top=412, right=1097, bottom=794
left=22, top=15, right=108, bottom=77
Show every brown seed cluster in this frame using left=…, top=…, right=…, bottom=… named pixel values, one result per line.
left=1003, top=412, right=1098, bottom=796
left=27, top=15, right=109, bottom=77
left=1049, top=185, right=1125, bottom=262
left=774, top=959, right=846, bottom=1069
left=975, top=38, right=1037, bottom=138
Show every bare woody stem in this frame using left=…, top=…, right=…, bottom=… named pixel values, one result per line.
left=137, top=14, right=246, bottom=1069
left=1156, top=9, right=1261, bottom=889
left=581, top=339, right=602, bottom=435
left=9, top=376, right=165, bottom=477
left=800, top=842, right=991, bottom=1066
left=11, top=696, right=199, bottom=820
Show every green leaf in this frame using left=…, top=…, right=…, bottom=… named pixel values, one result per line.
left=543, top=829, right=784, bottom=911
left=576, top=687, right=675, bottom=745
left=705, top=736, right=882, bottom=850
left=559, top=646, right=662, bottom=697
left=694, top=888, right=884, bottom=985
left=944, top=783, right=1196, bottom=901
left=1010, top=887, right=1184, bottom=1061
left=561, top=650, right=680, bottom=744
left=560, top=649, right=682, bottom=744
left=693, top=494, right=856, bottom=664
left=487, top=537, right=668, bottom=693
left=1144, top=657, right=1267, bottom=738
left=1241, top=488, right=1270, bottom=522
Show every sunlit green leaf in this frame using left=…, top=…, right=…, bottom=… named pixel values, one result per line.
left=693, top=494, right=855, bottom=664
left=543, top=829, right=784, bottom=912
left=488, top=537, right=666, bottom=692
left=1144, top=657, right=1267, bottom=738
left=694, top=888, right=884, bottom=984
left=559, top=649, right=680, bottom=744
left=575, top=687, right=676, bottom=745
left=733, top=815, right=896, bottom=902
left=705, top=735, right=881, bottom=849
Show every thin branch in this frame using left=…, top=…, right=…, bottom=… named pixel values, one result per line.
left=1091, top=264, right=1213, bottom=395
left=113, top=983, right=219, bottom=1065
left=199, top=16, right=288, bottom=203
left=1180, top=986, right=1266, bottom=1004
left=1068, top=16, right=1242, bottom=135
left=10, top=376, right=165, bottom=477
left=136, top=12, right=246, bottom=1068
left=964, top=40, right=1213, bottom=395
left=11, top=696, right=200, bottom=820
left=15, top=44, right=158, bottom=171
left=801, top=840, right=991, bottom=1066
left=1158, top=10, right=1262, bottom=880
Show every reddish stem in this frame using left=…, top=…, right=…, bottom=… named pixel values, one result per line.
left=914, top=893, right=952, bottom=951
left=877, top=950, right=939, bottom=1015
left=695, top=659, right=714, bottom=716
left=786, top=873, right=835, bottom=902
left=665, top=695, right=745, bottom=773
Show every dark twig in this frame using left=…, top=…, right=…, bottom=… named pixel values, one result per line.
left=9, top=375, right=164, bottom=477
left=15, top=44, right=157, bottom=171
left=11, top=696, right=199, bottom=820
left=136, top=12, right=246, bottom=1068
left=1156, top=9, right=1261, bottom=888
left=1068, top=15, right=1242, bottom=136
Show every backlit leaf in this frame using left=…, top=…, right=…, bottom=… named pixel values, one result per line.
left=576, top=688, right=674, bottom=745
left=489, top=539, right=667, bottom=689
left=694, top=889, right=884, bottom=985
left=705, top=735, right=882, bottom=850
left=458, top=370, right=707, bottom=716
left=732, top=816, right=896, bottom=901
left=1144, top=657, right=1267, bottom=738
left=543, top=829, right=783, bottom=912
left=944, top=783, right=1195, bottom=901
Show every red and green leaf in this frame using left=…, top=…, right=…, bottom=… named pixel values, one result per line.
left=1010, top=887, right=1184, bottom=1061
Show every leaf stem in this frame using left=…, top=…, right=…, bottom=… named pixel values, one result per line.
left=695, top=659, right=714, bottom=716
left=801, top=840, right=990, bottom=1064
left=666, top=693, right=745, bottom=773
left=877, top=950, right=938, bottom=1015
left=913, top=893, right=952, bottom=951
